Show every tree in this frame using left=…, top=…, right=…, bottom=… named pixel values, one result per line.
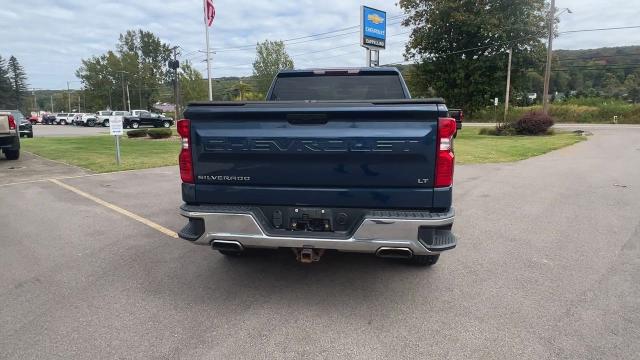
left=7, top=56, right=28, bottom=110
left=252, top=40, right=294, bottom=94
left=230, top=80, right=255, bottom=100
left=0, top=55, right=13, bottom=108
left=400, top=0, right=547, bottom=114
left=76, top=29, right=172, bottom=111
left=179, top=61, right=207, bottom=106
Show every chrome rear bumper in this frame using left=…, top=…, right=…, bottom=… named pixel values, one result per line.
left=179, top=206, right=455, bottom=256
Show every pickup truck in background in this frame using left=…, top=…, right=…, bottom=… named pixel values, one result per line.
left=96, top=110, right=130, bottom=127
left=124, top=110, right=173, bottom=129
left=178, top=68, right=457, bottom=266
left=0, top=111, right=21, bottom=160
left=449, top=108, right=463, bottom=132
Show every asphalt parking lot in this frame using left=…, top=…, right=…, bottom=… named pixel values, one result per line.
left=1, top=127, right=639, bottom=359
left=31, top=124, right=109, bottom=137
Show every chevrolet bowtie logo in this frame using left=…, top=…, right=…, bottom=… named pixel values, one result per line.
left=367, top=13, right=385, bottom=25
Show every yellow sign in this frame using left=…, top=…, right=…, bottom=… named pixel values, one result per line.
left=367, top=13, right=385, bottom=25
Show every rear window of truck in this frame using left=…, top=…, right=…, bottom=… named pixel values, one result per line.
left=269, top=74, right=406, bottom=101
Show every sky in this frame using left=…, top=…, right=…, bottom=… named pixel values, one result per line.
left=0, top=0, right=639, bottom=90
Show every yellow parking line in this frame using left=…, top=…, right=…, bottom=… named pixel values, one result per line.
left=49, top=178, right=178, bottom=239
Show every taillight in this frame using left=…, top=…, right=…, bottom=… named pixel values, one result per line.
left=8, top=115, right=16, bottom=130
left=435, top=117, right=456, bottom=187
left=177, top=119, right=194, bottom=183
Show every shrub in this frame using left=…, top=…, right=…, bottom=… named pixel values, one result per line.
left=127, top=129, right=148, bottom=138
left=147, top=128, right=173, bottom=139
left=479, top=123, right=517, bottom=136
left=513, top=111, right=554, bottom=135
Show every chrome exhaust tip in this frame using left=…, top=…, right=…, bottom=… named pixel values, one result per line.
left=375, top=247, right=413, bottom=259
left=211, top=240, right=244, bottom=252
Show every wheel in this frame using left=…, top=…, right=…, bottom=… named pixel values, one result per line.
left=130, top=121, right=139, bottom=129
left=87, top=119, right=96, bottom=127
left=27, top=133, right=33, bottom=138
left=102, top=119, right=109, bottom=127
left=162, top=121, right=171, bottom=128
left=61, top=120, right=67, bottom=125
left=408, top=254, right=440, bottom=266
left=3, top=149, right=20, bottom=160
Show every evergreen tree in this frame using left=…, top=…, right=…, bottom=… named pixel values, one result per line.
left=0, top=55, right=14, bottom=108
left=7, top=56, right=28, bottom=110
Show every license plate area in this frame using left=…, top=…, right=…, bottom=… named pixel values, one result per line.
left=259, top=206, right=366, bottom=236
left=289, top=208, right=333, bottom=232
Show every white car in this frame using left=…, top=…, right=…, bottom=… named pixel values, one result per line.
left=74, top=113, right=98, bottom=127
left=54, top=113, right=73, bottom=125
left=97, top=110, right=130, bottom=127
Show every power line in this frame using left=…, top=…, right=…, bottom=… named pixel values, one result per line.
left=207, top=14, right=405, bottom=52
left=383, top=24, right=640, bottom=66
left=559, top=25, right=640, bottom=34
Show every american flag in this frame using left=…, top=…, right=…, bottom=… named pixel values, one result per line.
left=204, top=0, right=215, bottom=27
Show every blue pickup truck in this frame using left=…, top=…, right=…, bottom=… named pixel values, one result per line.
left=177, top=68, right=457, bottom=266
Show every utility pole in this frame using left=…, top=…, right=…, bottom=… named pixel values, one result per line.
left=108, top=88, right=112, bottom=110
left=504, top=48, right=513, bottom=123
left=543, top=0, right=555, bottom=114
left=118, top=71, right=127, bottom=111
left=126, top=82, right=131, bottom=112
left=50, top=95, right=53, bottom=113
left=67, top=81, right=71, bottom=112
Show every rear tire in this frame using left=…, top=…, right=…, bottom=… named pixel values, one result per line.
left=131, top=121, right=139, bottom=129
left=87, top=119, right=96, bottom=127
left=102, top=119, right=109, bottom=127
left=408, top=254, right=440, bottom=266
left=27, top=133, right=33, bottom=138
left=4, top=149, right=20, bottom=160
left=61, top=120, right=67, bottom=125
left=162, top=121, right=171, bottom=128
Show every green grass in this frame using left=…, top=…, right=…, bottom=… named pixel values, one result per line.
left=455, top=128, right=585, bottom=164
left=20, top=128, right=585, bottom=173
left=22, top=136, right=180, bottom=173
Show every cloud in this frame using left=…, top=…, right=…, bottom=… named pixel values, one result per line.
left=0, top=0, right=638, bottom=89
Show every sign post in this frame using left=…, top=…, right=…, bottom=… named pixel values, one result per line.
left=109, top=116, right=124, bottom=166
left=361, top=6, right=386, bottom=67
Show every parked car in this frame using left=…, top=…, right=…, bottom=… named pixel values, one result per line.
left=0, top=110, right=21, bottom=160
left=96, top=111, right=112, bottom=127
left=97, top=110, right=130, bottom=127
left=55, top=113, right=72, bottom=125
left=70, top=113, right=83, bottom=125
left=19, top=118, right=33, bottom=138
left=124, top=111, right=173, bottom=129
left=74, top=113, right=98, bottom=127
left=42, top=114, right=57, bottom=124
left=28, top=114, right=39, bottom=125
left=178, top=68, right=457, bottom=266
left=449, top=108, right=463, bottom=131
left=448, top=108, right=463, bottom=137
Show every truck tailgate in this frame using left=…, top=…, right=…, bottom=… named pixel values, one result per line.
left=0, top=114, right=10, bottom=135
left=185, top=101, right=444, bottom=209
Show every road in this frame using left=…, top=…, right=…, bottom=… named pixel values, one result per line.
left=31, top=124, right=109, bottom=137
left=1, top=128, right=639, bottom=359
left=464, top=122, right=640, bottom=130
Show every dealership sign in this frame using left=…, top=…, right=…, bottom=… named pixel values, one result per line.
left=361, top=6, right=386, bottom=49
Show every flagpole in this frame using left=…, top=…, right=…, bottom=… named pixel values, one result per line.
left=203, top=1, right=213, bottom=101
